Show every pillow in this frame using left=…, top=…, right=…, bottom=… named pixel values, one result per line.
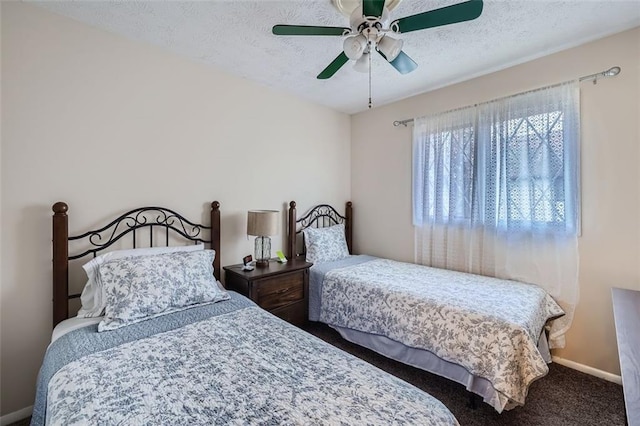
left=98, top=250, right=228, bottom=332
left=303, top=223, right=349, bottom=264
left=78, top=244, right=205, bottom=318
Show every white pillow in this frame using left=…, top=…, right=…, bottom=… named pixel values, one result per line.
left=77, top=244, right=205, bottom=318
left=98, top=250, right=228, bottom=332
left=303, top=223, right=349, bottom=264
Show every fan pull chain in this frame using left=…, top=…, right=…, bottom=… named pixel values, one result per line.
left=368, top=42, right=372, bottom=109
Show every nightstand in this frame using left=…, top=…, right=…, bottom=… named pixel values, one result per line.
left=223, top=259, right=312, bottom=326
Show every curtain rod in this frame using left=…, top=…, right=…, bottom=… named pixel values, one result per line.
left=392, top=66, right=621, bottom=127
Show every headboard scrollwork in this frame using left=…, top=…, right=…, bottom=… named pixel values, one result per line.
left=67, top=206, right=211, bottom=260
left=287, top=201, right=352, bottom=259
left=52, top=201, right=221, bottom=328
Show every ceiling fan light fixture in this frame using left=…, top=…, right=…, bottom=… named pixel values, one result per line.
left=275, top=0, right=484, bottom=82
left=377, top=35, right=403, bottom=62
left=343, top=34, right=368, bottom=60
left=353, top=52, right=370, bottom=73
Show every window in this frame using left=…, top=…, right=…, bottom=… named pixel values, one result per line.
left=413, top=83, right=580, bottom=235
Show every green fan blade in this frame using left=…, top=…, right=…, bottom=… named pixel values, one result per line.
left=317, top=52, right=350, bottom=79
left=393, top=0, right=483, bottom=34
left=363, top=0, right=386, bottom=18
left=272, top=25, right=350, bottom=36
left=382, top=50, right=418, bottom=74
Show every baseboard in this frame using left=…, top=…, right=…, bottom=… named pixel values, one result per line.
left=0, top=405, right=32, bottom=426
left=553, top=356, right=622, bottom=385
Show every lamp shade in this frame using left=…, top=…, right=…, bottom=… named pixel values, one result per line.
left=343, top=34, right=367, bottom=60
left=377, top=35, right=403, bottom=62
left=247, top=210, right=279, bottom=236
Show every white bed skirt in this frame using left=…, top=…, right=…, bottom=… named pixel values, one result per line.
left=331, top=324, right=551, bottom=412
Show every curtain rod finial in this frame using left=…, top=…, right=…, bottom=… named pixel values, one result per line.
left=605, top=66, right=621, bottom=77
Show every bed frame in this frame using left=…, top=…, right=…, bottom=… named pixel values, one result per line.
left=286, top=200, right=352, bottom=259
left=51, top=201, right=221, bottom=328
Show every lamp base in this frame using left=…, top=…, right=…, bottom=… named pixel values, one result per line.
left=254, top=236, right=272, bottom=268
left=255, top=259, right=270, bottom=268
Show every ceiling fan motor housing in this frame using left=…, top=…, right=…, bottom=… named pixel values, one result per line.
left=347, top=5, right=395, bottom=55
left=350, top=6, right=391, bottom=34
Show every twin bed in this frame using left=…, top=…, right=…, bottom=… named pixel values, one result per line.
left=35, top=201, right=458, bottom=425
left=287, top=201, right=564, bottom=413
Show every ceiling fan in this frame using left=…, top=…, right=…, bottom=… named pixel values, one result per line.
left=272, top=0, right=484, bottom=80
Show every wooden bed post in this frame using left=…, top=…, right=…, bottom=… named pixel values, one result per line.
left=345, top=201, right=353, bottom=254
left=211, top=201, right=221, bottom=281
left=287, top=201, right=297, bottom=259
left=52, top=202, right=69, bottom=328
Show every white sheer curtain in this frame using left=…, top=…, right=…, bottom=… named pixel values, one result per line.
left=413, top=82, right=580, bottom=348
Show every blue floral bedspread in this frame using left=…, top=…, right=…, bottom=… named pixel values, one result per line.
left=33, top=292, right=458, bottom=425
left=318, top=258, right=564, bottom=412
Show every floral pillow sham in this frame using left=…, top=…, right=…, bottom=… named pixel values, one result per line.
left=98, top=250, right=229, bottom=332
left=303, top=223, right=350, bottom=264
left=78, top=244, right=205, bottom=318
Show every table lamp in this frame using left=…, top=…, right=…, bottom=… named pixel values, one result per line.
left=247, top=210, right=279, bottom=267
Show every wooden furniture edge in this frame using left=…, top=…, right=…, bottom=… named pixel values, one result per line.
left=52, top=202, right=69, bottom=328
left=612, top=287, right=640, bottom=426
left=211, top=201, right=221, bottom=281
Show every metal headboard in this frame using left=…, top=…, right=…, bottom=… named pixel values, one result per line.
left=52, top=201, right=221, bottom=327
left=287, top=201, right=352, bottom=259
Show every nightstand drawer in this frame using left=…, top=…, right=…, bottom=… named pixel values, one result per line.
left=223, top=260, right=312, bottom=327
left=257, top=271, right=304, bottom=311
left=271, top=301, right=306, bottom=325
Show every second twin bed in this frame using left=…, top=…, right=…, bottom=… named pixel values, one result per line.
left=288, top=200, right=564, bottom=412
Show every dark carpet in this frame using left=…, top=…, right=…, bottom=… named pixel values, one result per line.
left=302, top=321, right=627, bottom=426
left=7, top=418, right=29, bottom=426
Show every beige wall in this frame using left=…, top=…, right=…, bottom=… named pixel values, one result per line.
left=1, top=0, right=638, bottom=419
left=0, top=2, right=350, bottom=415
left=352, top=27, right=640, bottom=375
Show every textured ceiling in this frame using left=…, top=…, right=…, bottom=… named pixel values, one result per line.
left=30, top=0, right=640, bottom=114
